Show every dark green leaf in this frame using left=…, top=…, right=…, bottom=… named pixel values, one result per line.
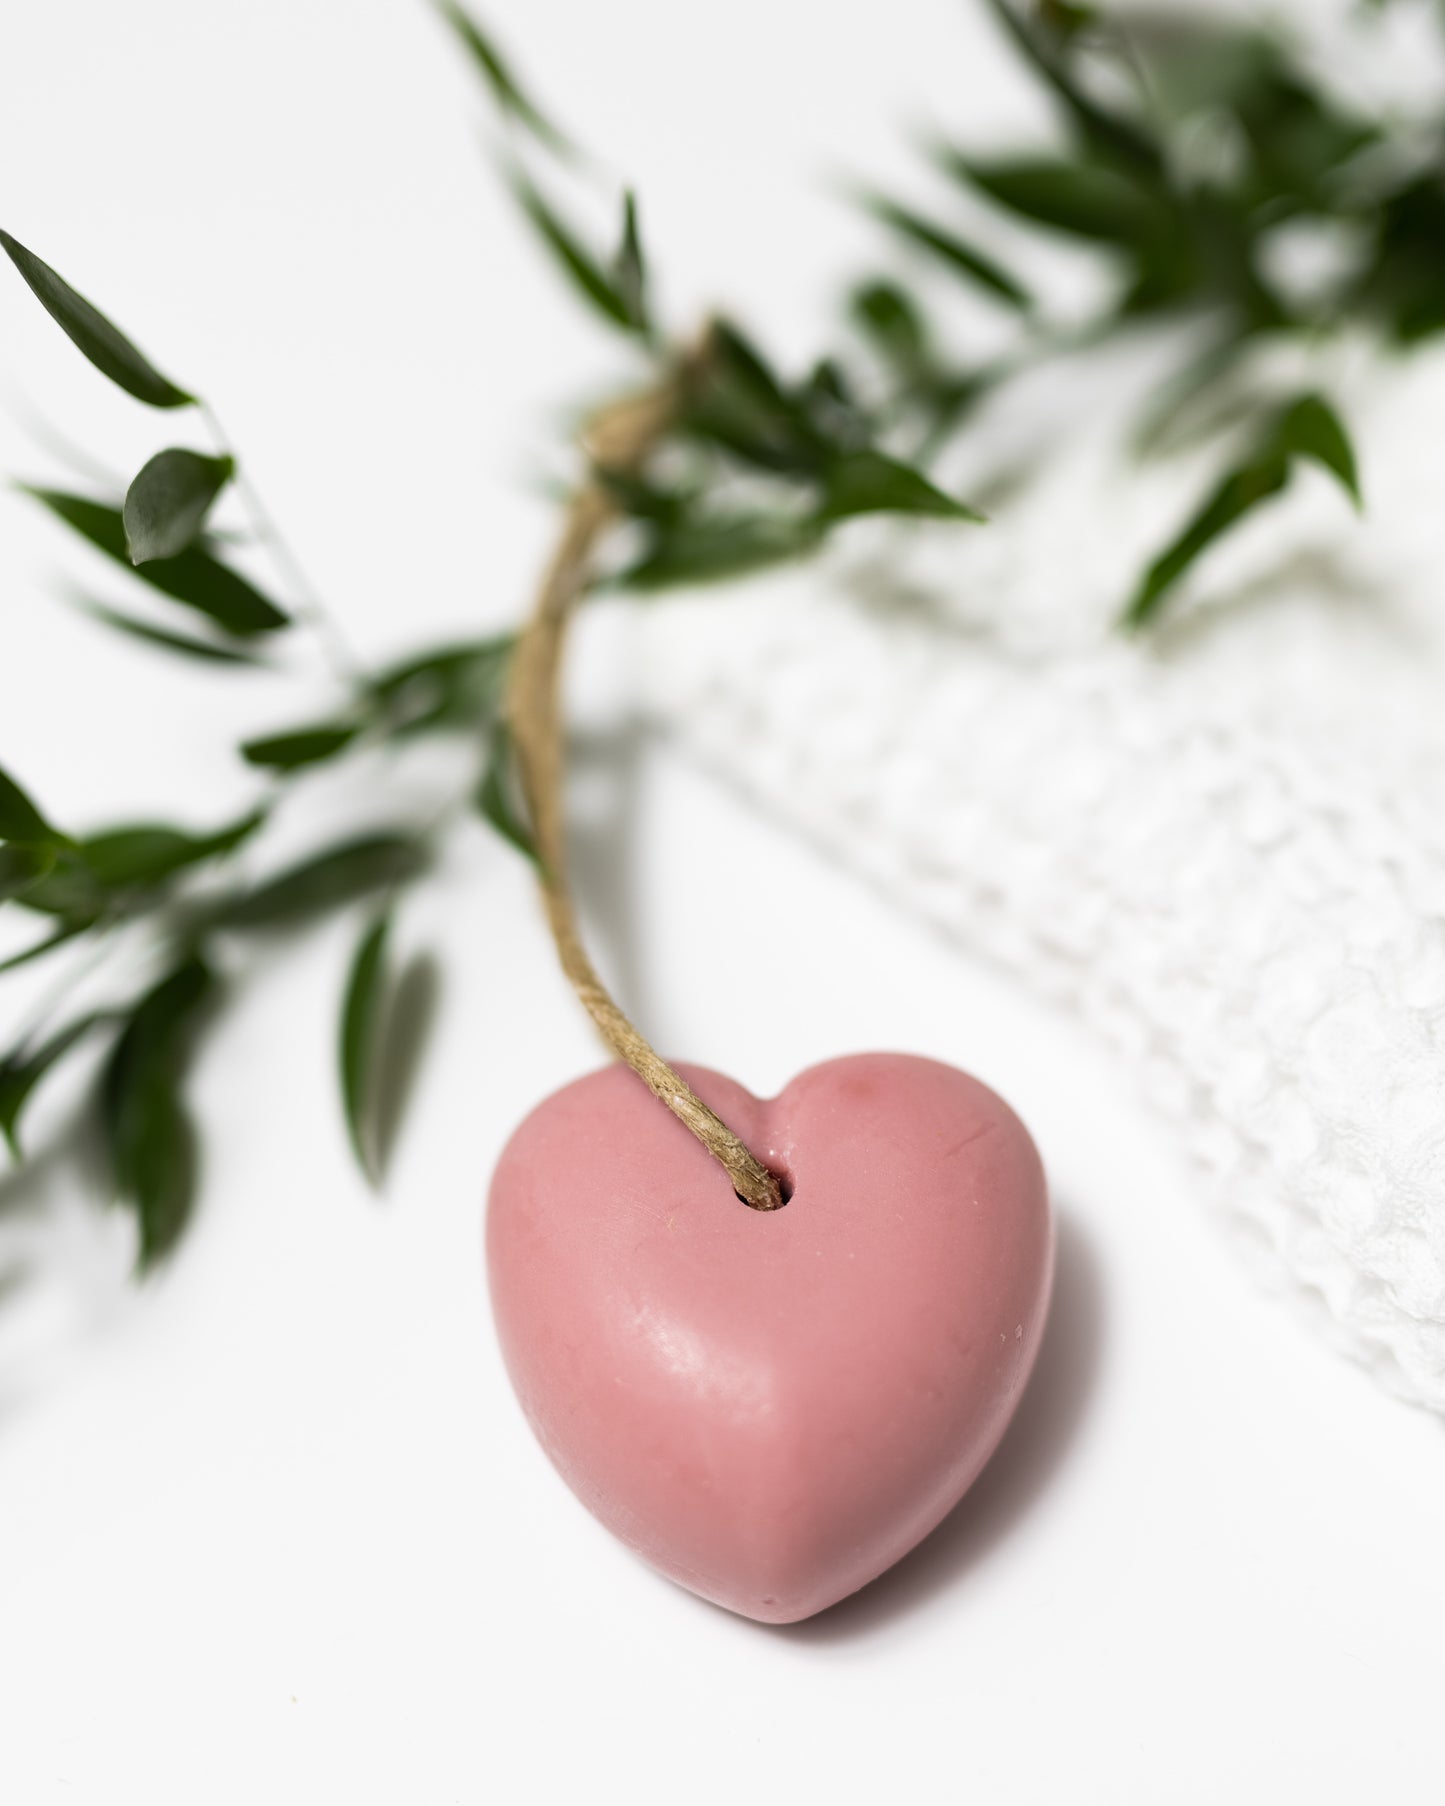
left=241, top=724, right=358, bottom=772
left=0, top=762, right=63, bottom=846
left=850, top=280, right=929, bottom=368
left=81, top=600, right=267, bottom=667
left=0, top=1015, right=104, bottom=1158
left=1127, top=392, right=1361, bottom=629
left=215, top=835, right=428, bottom=930
left=78, top=810, right=264, bottom=889
left=369, top=636, right=513, bottom=700
left=1275, top=393, right=1362, bottom=508
left=10, top=848, right=106, bottom=924
left=680, top=322, right=831, bottom=474
left=914, top=372, right=996, bottom=450
left=124, top=448, right=235, bottom=564
left=1038, top=0, right=1097, bottom=35
left=616, top=512, right=826, bottom=590
left=1351, top=173, right=1445, bottom=344
left=101, top=958, right=213, bottom=1267
left=949, top=153, right=1163, bottom=245
left=513, top=175, right=639, bottom=333
left=1232, top=74, right=1375, bottom=211
left=0, top=229, right=194, bottom=409
left=980, top=0, right=1163, bottom=176
left=612, top=190, right=649, bottom=333
left=593, top=468, right=697, bottom=526
left=863, top=197, right=1033, bottom=309
left=475, top=722, right=538, bottom=864
left=14, top=812, right=263, bottom=927
left=1123, top=454, right=1289, bottom=628
left=0, top=843, right=56, bottom=902
left=1123, top=13, right=1281, bottom=123
left=339, top=910, right=391, bottom=1184
left=798, top=359, right=871, bottom=451
left=368, top=638, right=513, bottom=736
left=24, top=489, right=289, bottom=637
left=803, top=358, right=854, bottom=413
left=709, top=321, right=792, bottom=413
left=818, top=450, right=984, bottom=523
left=437, top=3, right=574, bottom=155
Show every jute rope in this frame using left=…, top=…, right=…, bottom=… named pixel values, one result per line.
left=505, top=336, right=786, bottom=1211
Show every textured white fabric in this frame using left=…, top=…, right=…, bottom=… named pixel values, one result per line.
left=633, top=333, right=1445, bottom=1413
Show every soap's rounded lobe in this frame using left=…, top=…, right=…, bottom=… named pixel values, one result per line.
left=487, top=1052, right=1052, bottom=1623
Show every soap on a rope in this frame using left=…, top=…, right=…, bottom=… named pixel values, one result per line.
left=488, top=1052, right=1052, bottom=1623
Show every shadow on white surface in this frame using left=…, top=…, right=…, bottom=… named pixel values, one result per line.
left=567, top=721, right=654, bottom=1037
left=371, top=950, right=442, bottom=1183
left=0, top=1123, right=136, bottom=1427
left=775, top=1208, right=1104, bottom=1643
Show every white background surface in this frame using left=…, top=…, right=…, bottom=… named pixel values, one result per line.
left=0, top=1, right=1442, bottom=1800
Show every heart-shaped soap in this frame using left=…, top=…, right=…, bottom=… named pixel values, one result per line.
left=487, top=1052, right=1052, bottom=1623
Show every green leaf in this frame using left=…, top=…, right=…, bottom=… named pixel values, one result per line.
left=1038, top=0, right=1097, bottom=35
left=241, top=724, right=358, bottom=772
left=475, top=722, right=538, bottom=864
left=850, top=280, right=930, bottom=368
left=81, top=600, right=267, bottom=667
left=616, top=512, right=826, bottom=590
left=24, top=489, right=289, bottom=637
left=369, top=637, right=512, bottom=699
left=0, top=843, right=56, bottom=902
left=1125, top=393, right=1361, bottom=630
left=1123, top=454, right=1289, bottom=629
left=13, top=811, right=263, bottom=925
left=1352, top=173, right=1445, bottom=344
left=949, top=155, right=1163, bottom=245
left=78, top=810, right=264, bottom=889
left=339, top=910, right=391, bottom=1183
left=9, top=848, right=106, bottom=924
left=100, top=958, right=213, bottom=1267
left=593, top=468, right=697, bottom=526
left=797, top=359, right=871, bottom=453
left=613, top=190, right=649, bottom=334
left=863, top=197, right=1033, bottom=309
left=980, top=0, right=1162, bottom=177
left=0, top=1015, right=103, bottom=1159
left=680, top=322, right=831, bottom=475
left=1121, top=13, right=1278, bottom=123
left=513, top=175, right=639, bottom=333
left=367, top=637, right=513, bottom=736
left=817, top=450, right=985, bottom=523
left=1275, top=393, right=1362, bottom=508
left=0, top=761, right=63, bottom=846
left=0, top=230, right=194, bottom=409
left=124, top=448, right=235, bottom=564
left=437, top=3, right=574, bottom=155
left=215, top=835, right=428, bottom=930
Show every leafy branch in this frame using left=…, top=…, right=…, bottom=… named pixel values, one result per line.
left=4, top=0, right=1443, bottom=1268
left=850, top=0, right=1429, bottom=618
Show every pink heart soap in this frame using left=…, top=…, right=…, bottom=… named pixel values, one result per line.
left=487, top=1052, right=1052, bottom=1623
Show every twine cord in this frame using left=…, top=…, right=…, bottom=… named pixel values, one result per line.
left=505, top=338, right=785, bottom=1212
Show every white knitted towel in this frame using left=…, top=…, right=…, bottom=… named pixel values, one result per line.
left=634, top=333, right=1445, bottom=1413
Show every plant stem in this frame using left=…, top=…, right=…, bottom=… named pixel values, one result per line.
left=506, top=328, right=785, bottom=1212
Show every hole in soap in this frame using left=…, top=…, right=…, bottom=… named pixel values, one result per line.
left=735, top=1168, right=793, bottom=1209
